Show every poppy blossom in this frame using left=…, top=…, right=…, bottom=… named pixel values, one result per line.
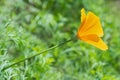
left=77, top=8, right=108, bottom=50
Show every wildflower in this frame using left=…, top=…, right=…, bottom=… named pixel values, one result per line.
left=77, top=8, right=108, bottom=50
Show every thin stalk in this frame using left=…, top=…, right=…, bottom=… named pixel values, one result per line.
left=2, top=36, right=76, bottom=71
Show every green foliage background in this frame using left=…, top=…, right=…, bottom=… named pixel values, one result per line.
left=0, top=0, right=120, bottom=80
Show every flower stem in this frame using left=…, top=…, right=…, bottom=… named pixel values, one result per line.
left=2, top=36, right=76, bottom=71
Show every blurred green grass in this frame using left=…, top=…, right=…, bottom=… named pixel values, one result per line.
left=0, top=0, right=120, bottom=80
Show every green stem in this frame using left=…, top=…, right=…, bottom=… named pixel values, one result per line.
left=2, top=36, right=76, bottom=71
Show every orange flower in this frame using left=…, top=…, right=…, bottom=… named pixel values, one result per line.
left=77, top=8, right=108, bottom=50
